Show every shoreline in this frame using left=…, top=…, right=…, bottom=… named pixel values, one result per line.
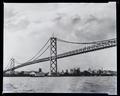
left=3, top=75, right=117, bottom=77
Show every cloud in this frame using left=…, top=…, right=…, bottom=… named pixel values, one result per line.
left=74, top=17, right=116, bottom=41
left=84, top=15, right=98, bottom=24
left=52, top=13, right=116, bottom=42
left=4, top=7, right=31, bottom=32
left=5, top=17, right=30, bottom=32
left=71, top=15, right=81, bottom=24
left=4, top=7, right=18, bottom=19
left=24, top=5, right=116, bottom=54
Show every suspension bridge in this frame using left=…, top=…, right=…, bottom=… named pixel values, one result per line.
left=3, top=36, right=117, bottom=76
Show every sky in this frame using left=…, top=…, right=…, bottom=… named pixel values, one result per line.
left=4, top=2, right=117, bottom=72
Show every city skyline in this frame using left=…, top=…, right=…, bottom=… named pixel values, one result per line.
left=4, top=66, right=117, bottom=77
left=4, top=3, right=117, bottom=72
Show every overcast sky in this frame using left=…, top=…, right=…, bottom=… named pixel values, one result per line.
left=4, top=2, right=117, bottom=72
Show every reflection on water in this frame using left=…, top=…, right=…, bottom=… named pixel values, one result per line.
left=3, top=76, right=117, bottom=95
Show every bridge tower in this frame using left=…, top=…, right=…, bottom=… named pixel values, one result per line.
left=9, top=58, right=15, bottom=74
left=50, top=37, right=57, bottom=76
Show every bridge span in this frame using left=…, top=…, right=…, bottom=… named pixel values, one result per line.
left=4, top=38, right=116, bottom=73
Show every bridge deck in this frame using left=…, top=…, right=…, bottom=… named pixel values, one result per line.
left=4, top=39, right=116, bottom=73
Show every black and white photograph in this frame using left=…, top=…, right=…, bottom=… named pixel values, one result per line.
left=3, top=2, right=117, bottom=95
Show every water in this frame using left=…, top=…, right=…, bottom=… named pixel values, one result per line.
left=3, top=76, right=117, bottom=95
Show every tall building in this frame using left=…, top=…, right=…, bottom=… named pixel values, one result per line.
left=70, top=69, right=74, bottom=74
left=39, top=68, right=42, bottom=72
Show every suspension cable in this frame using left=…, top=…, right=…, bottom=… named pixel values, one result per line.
left=27, top=33, right=54, bottom=62
left=5, top=59, right=11, bottom=70
left=34, top=45, right=50, bottom=60
left=57, top=38, right=116, bottom=45
left=27, top=38, right=50, bottom=62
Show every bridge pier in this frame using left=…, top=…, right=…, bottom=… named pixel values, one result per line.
left=50, top=37, right=57, bottom=76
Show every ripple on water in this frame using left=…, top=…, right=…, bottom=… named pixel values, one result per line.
left=3, top=77, right=117, bottom=94
left=4, top=83, right=17, bottom=91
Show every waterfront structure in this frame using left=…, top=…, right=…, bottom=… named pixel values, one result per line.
left=29, top=72, right=36, bottom=76
left=61, top=70, right=64, bottom=75
left=70, top=69, right=74, bottom=74
left=35, top=72, right=45, bottom=77
left=3, top=67, right=117, bottom=77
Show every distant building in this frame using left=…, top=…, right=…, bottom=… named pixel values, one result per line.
left=88, top=68, right=92, bottom=73
left=105, top=71, right=114, bottom=75
left=5, top=71, right=15, bottom=74
left=5, top=71, right=11, bottom=74
left=65, top=69, right=69, bottom=73
left=14, top=71, right=20, bottom=75
left=29, top=71, right=36, bottom=76
left=93, top=70, right=98, bottom=74
left=61, top=70, right=64, bottom=74
left=48, top=72, right=51, bottom=76
left=23, top=71, right=30, bottom=75
left=39, top=68, right=42, bottom=72
left=73, top=68, right=77, bottom=74
left=35, top=72, right=45, bottom=77
left=102, top=70, right=107, bottom=74
left=70, top=69, right=74, bottom=74
left=34, top=68, right=45, bottom=76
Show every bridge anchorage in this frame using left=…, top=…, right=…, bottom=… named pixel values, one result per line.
left=50, top=37, right=57, bottom=76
